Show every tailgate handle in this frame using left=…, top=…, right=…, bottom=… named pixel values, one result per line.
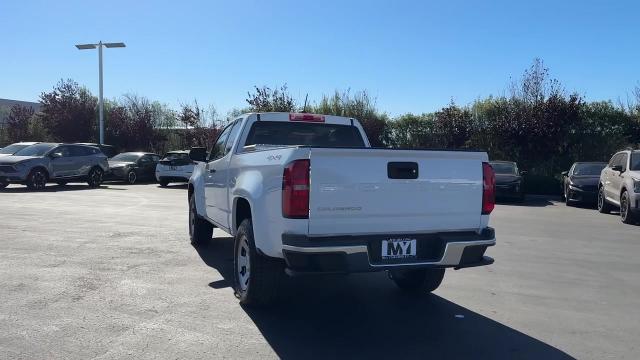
left=387, top=162, right=418, bottom=179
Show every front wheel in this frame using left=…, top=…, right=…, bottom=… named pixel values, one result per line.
left=26, top=168, right=48, bottom=190
left=189, top=195, right=213, bottom=245
left=390, top=268, right=445, bottom=293
left=620, top=191, right=638, bottom=224
left=233, top=218, right=284, bottom=306
left=87, top=168, right=103, bottom=188
left=597, top=186, right=612, bottom=214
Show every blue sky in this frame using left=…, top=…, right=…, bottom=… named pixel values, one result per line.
left=1, top=0, right=639, bottom=116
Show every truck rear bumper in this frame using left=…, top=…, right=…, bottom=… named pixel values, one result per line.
left=281, top=228, right=495, bottom=275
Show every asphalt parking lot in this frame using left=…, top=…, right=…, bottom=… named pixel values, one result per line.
left=1, top=183, right=639, bottom=359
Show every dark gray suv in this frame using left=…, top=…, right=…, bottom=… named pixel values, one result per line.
left=0, top=143, right=109, bottom=190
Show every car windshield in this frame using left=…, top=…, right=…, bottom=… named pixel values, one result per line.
left=244, top=121, right=365, bottom=148
left=573, top=163, right=606, bottom=176
left=0, top=143, right=31, bottom=154
left=13, top=143, right=57, bottom=156
left=630, top=153, right=640, bottom=171
left=490, top=162, right=517, bottom=175
left=111, top=153, right=142, bottom=162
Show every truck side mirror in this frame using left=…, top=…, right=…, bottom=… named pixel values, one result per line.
left=611, top=165, right=623, bottom=172
left=50, top=152, right=62, bottom=159
left=189, top=147, right=207, bottom=162
left=560, top=171, right=568, bottom=177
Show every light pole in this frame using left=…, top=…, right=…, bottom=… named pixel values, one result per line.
left=75, top=41, right=126, bottom=145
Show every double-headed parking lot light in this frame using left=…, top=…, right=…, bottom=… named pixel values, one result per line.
left=75, top=41, right=126, bottom=145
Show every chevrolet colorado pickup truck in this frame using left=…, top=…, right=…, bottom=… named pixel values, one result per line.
left=188, top=112, right=496, bottom=305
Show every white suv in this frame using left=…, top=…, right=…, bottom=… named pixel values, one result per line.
left=598, top=150, right=640, bottom=224
left=156, top=151, right=194, bottom=186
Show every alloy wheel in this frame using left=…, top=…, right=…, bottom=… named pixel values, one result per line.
left=620, top=192, right=628, bottom=222
left=32, top=171, right=47, bottom=190
left=236, top=235, right=251, bottom=292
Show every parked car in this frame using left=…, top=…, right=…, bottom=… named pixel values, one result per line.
left=0, top=143, right=108, bottom=190
left=598, top=150, right=640, bottom=224
left=188, top=112, right=497, bottom=306
left=561, top=162, right=607, bottom=205
left=74, top=143, right=118, bottom=158
left=156, top=150, right=194, bottom=186
left=106, top=152, right=160, bottom=184
left=0, top=142, right=39, bottom=158
left=489, top=161, right=525, bottom=201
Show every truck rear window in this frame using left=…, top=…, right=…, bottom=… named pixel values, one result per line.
left=244, top=121, right=365, bottom=148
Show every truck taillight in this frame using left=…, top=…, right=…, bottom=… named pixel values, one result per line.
left=482, top=162, right=495, bottom=215
left=289, top=113, right=325, bottom=122
left=282, top=159, right=310, bottom=218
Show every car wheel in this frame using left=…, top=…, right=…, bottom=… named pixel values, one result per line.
left=390, top=268, right=445, bottom=293
left=564, top=185, right=574, bottom=206
left=597, top=186, right=612, bottom=214
left=26, top=168, right=48, bottom=190
left=189, top=195, right=213, bottom=245
left=620, top=191, right=637, bottom=224
left=159, top=180, right=169, bottom=187
left=233, top=218, right=284, bottom=306
left=126, top=170, right=137, bottom=184
left=87, top=167, right=104, bottom=188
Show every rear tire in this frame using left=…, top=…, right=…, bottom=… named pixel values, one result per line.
left=390, top=268, right=445, bottom=293
left=189, top=195, right=213, bottom=245
left=159, top=180, right=169, bottom=187
left=87, top=167, right=103, bottom=188
left=26, top=168, right=48, bottom=190
left=233, top=218, right=284, bottom=306
left=597, top=186, right=612, bottom=214
left=620, top=191, right=637, bottom=224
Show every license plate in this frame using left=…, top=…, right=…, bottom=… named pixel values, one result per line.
left=381, top=238, right=417, bottom=259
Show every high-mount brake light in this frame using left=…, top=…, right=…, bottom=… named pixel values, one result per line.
left=289, top=113, right=325, bottom=122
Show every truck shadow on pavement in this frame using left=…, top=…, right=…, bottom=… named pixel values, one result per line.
left=497, top=196, right=555, bottom=207
left=195, top=237, right=575, bottom=360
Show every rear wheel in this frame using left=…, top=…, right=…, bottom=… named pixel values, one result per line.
left=126, top=170, right=137, bottom=184
left=597, top=186, right=612, bottom=214
left=26, top=168, right=48, bottom=190
left=390, top=268, right=445, bottom=293
left=189, top=195, right=213, bottom=245
left=87, top=167, right=103, bottom=188
left=159, top=180, right=169, bottom=187
left=233, top=218, right=284, bottom=306
left=620, top=191, right=637, bottom=224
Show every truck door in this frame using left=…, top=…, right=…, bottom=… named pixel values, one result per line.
left=204, top=119, right=242, bottom=227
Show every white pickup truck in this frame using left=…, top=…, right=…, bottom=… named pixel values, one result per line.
left=187, top=112, right=496, bottom=305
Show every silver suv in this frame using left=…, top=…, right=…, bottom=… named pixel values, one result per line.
left=0, top=143, right=108, bottom=190
left=598, top=150, right=640, bottom=224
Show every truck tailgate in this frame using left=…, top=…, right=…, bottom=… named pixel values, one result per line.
left=307, top=148, right=487, bottom=235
